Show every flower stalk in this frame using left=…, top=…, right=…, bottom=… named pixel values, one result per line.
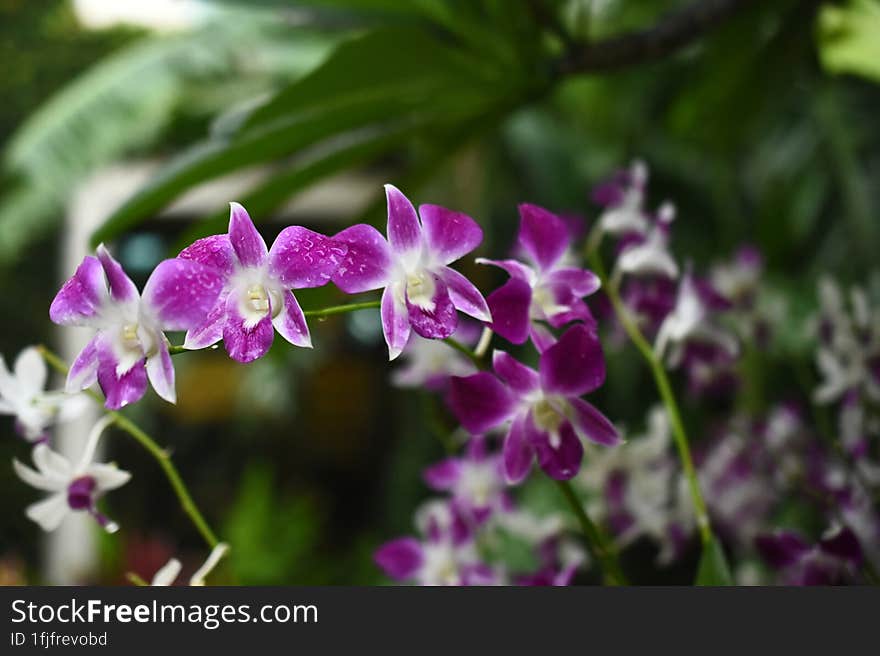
left=36, top=345, right=220, bottom=548
left=555, top=479, right=627, bottom=585
left=587, top=251, right=714, bottom=546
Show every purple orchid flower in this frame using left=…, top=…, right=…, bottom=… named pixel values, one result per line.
left=423, top=438, right=510, bottom=525
left=50, top=245, right=224, bottom=409
left=449, top=324, right=620, bottom=484
left=478, top=203, right=601, bottom=347
left=178, top=203, right=348, bottom=363
left=756, top=525, right=862, bottom=585
left=374, top=500, right=499, bottom=586
left=331, top=185, right=491, bottom=360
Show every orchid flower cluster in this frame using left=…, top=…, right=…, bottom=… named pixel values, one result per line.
left=4, top=163, right=879, bottom=586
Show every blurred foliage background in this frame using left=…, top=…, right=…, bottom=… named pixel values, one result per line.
left=1, top=0, right=879, bottom=584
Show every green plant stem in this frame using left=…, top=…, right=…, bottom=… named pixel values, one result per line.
left=303, top=299, right=381, bottom=317
left=36, top=345, right=220, bottom=549
left=587, top=252, right=713, bottom=546
left=555, top=480, right=626, bottom=585
left=443, top=337, right=484, bottom=368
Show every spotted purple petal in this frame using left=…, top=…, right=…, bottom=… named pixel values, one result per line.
left=438, top=266, right=491, bottom=322
left=66, top=334, right=102, bottom=392
left=539, top=324, right=605, bottom=396
left=381, top=285, right=411, bottom=361
left=503, top=414, right=534, bottom=484
left=269, top=227, right=348, bottom=289
left=272, top=291, right=311, bottom=348
left=486, top=278, right=532, bottom=344
left=228, top=202, right=268, bottom=267
left=492, top=351, right=539, bottom=397
left=222, top=293, right=274, bottom=363
left=50, top=256, right=108, bottom=326
left=449, top=372, right=515, bottom=434
left=529, top=416, right=583, bottom=481
left=96, top=245, right=139, bottom=304
left=406, top=276, right=457, bottom=339
left=568, top=397, right=620, bottom=446
left=145, top=340, right=175, bottom=404
left=96, top=343, right=148, bottom=410
left=419, top=203, right=483, bottom=265
left=142, top=258, right=225, bottom=331
left=183, top=298, right=227, bottom=350
left=178, top=234, right=235, bottom=277
left=546, top=267, right=601, bottom=296
left=385, top=184, right=422, bottom=255
left=331, top=224, right=392, bottom=294
left=518, top=204, right=570, bottom=271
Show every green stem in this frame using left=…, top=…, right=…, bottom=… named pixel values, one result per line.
left=443, top=337, right=484, bottom=368
left=588, top=253, right=713, bottom=546
left=303, top=299, right=381, bottom=318
left=555, top=479, right=626, bottom=585
left=37, top=345, right=220, bottom=549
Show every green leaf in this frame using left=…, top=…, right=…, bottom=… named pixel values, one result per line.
left=91, top=24, right=518, bottom=245
left=818, top=0, right=880, bottom=82
left=695, top=538, right=734, bottom=586
left=0, top=14, right=332, bottom=263
left=171, top=119, right=432, bottom=251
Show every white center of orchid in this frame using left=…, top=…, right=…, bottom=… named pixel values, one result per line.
left=233, top=271, right=283, bottom=325
left=531, top=282, right=568, bottom=319
left=405, top=270, right=436, bottom=311
left=533, top=398, right=567, bottom=449
left=459, top=462, right=496, bottom=507
left=246, top=284, right=271, bottom=314
left=121, top=323, right=139, bottom=347
left=421, top=543, right=460, bottom=586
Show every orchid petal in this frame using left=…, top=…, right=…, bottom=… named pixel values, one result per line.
left=97, top=346, right=148, bottom=410
left=518, top=204, right=570, bottom=270
left=49, top=256, right=108, bottom=326
left=419, top=203, right=483, bottom=265
left=423, top=458, right=462, bottom=491
left=96, top=244, right=139, bottom=304
left=449, top=372, right=515, bottom=434
left=145, top=340, right=176, bottom=404
left=539, top=324, right=606, bottom=396
left=385, top=184, right=422, bottom=255
left=272, top=291, right=311, bottom=348
left=381, top=284, right=411, bottom=360
left=331, top=224, right=392, bottom=293
left=222, top=293, right=274, bottom=363
left=486, top=278, right=532, bottom=344
left=374, top=537, right=424, bottom=581
left=503, top=414, right=534, bottom=484
left=178, top=234, right=235, bottom=277
left=228, top=202, right=268, bottom=267
left=492, top=351, right=539, bottom=396
left=66, top=335, right=102, bottom=393
left=269, top=227, right=347, bottom=289
left=438, top=266, right=490, bottom=322
left=530, top=418, right=583, bottom=481
left=183, top=299, right=227, bottom=350
left=406, top=276, right=457, bottom=340
left=142, top=258, right=225, bottom=331
left=25, top=493, right=69, bottom=532
left=568, top=397, right=620, bottom=446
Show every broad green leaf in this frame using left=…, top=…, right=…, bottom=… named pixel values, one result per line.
left=242, top=25, right=503, bottom=131
left=818, top=0, right=880, bottom=82
left=92, top=25, right=520, bottom=245
left=0, top=14, right=333, bottom=263
left=171, top=118, right=434, bottom=250
left=695, top=537, right=734, bottom=586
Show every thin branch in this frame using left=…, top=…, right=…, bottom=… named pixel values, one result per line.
left=558, top=0, right=757, bottom=75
